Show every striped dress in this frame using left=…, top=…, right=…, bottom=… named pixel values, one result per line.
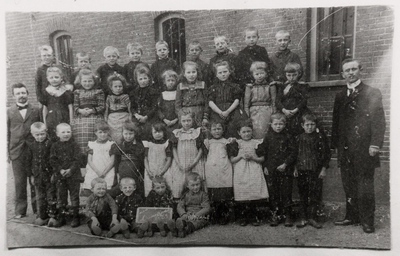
left=169, top=127, right=205, bottom=198
left=231, top=139, right=269, bottom=201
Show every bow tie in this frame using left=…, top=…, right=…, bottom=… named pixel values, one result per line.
left=17, top=104, right=28, bottom=110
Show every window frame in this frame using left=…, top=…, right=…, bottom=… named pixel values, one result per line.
left=308, top=7, right=357, bottom=87
left=155, top=12, right=186, bottom=66
left=51, top=30, right=74, bottom=77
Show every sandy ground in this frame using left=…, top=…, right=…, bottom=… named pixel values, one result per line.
left=6, top=165, right=391, bottom=250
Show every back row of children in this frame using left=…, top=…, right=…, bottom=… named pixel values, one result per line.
left=29, top=27, right=331, bottom=237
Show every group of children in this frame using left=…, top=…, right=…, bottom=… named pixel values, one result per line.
left=26, top=27, right=331, bottom=238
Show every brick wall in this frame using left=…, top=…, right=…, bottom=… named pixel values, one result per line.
left=6, top=7, right=392, bottom=159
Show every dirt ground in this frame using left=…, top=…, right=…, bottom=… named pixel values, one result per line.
left=6, top=165, right=391, bottom=250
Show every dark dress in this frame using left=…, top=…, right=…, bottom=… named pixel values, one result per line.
left=129, top=86, right=161, bottom=140
left=110, top=141, right=145, bottom=195
left=158, top=90, right=179, bottom=134
left=43, top=89, right=74, bottom=141
left=208, top=80, right=246, bottom=138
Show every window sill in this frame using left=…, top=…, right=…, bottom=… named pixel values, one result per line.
left=308, top=80, right=347, bottom=88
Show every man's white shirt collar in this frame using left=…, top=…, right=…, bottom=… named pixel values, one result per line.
left=347, top=79, right=361, bottom=90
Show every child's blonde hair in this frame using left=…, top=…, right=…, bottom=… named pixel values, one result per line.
left=56, top=123, right=71, bottom=132
left=30, top=122, right=47, bottom=132
left=245, top=26, right=259, bottom=37
left=182, top=61, right=202, bottom=82
left=39, top=45, right=53, bottom=54
left=161, top=70, right=179, bottom=84
left=250, top=61, right=268, bottom=73
left=179, top=109, right=196, bottom=123
left=188, top=41, right=203, bottom=52
left=76, top=51, right=91, bottom=61
left=75, top=68, right=97, bottom=87
left=91, top=177, right=107, bottom=189
left=152, top=176, right=169, bottom=189
left=156, top=40, right=169, bottom=49
left=185, top=172, right=202, bottom=185
left=120, top=177, right=136, bottom=187
left=214, top=35, right=228, bottom=44
left=46, top=66, right=66, bottom=82
left=126, top=42, right=144, bottom=55
left=270, top=112, right=287, bottom=123
left=134, top=66, right=153, bottom=86
left=103, top=46, right=120, bottom=58
left=275, top=30, right=290, bottom=39
left=107, top=73, right=127, bottom=90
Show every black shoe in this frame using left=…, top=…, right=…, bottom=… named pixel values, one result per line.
left=334, top=219, right=354, bottom=226
left=284, top=216, right=293, bottom=227
left=308, top=219, right=322, bottom=229
left=238, top=219, right=247, bottom=226
left=71, top=217, right=80, bottom=228
left=362, top=224, right=375, bottom=233
left=176, top=218, right=186, bottom=238
left=296, top=219, right=307, bottom=228
left=167, top=219, right=178, bottom=237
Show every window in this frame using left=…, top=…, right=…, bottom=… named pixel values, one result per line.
left=155, top=13, right=186, bottom=66
left=51, top=31, right=74, bottom=78
left=309, top=7, right=355, bottom=84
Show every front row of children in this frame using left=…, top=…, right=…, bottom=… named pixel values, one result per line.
left=27, top=105, right=330, bottom=238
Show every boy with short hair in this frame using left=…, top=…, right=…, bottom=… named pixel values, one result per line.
left=96, top=46, right=125, bottom=96
left=167, top=172, right=210, bottom=238
left=35, top=45, right=55, bottom=105
left=123, top=42, right=150, bottom=92
left=115, top=177, right=144, bottom=238
left=187, top=41, right=210, bottom=86
left=256, top=113, right=297, bottom=227
left=49, top=123, right=83, bottom=228
left=85, top=178, right=121, bottom=237
left=150, top=40, right=180, bottom=91
left=270, top=30, right=303, bottom=82
left=26, top=122, right=56, bottom=226
left=237, top=27, right=273, bottom=85
left=208, top=36, right=239, bottom=84
left=72, top=51, right=93, bottom=89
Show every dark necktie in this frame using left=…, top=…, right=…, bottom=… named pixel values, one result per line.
left=348, top=89, right=354, bottom=97
left=17, top=104, right=28, bottom=110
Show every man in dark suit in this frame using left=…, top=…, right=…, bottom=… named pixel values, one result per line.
left=332, top=59, right=386, bottom=233
left=7, top=83, right=41, bottom=218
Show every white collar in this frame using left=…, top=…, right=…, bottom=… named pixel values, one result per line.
left=347, top=79, right=361, bottom=90
left=16, top=102, right=28, bottom=107
left=162, top=90, right=176, bottom=101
